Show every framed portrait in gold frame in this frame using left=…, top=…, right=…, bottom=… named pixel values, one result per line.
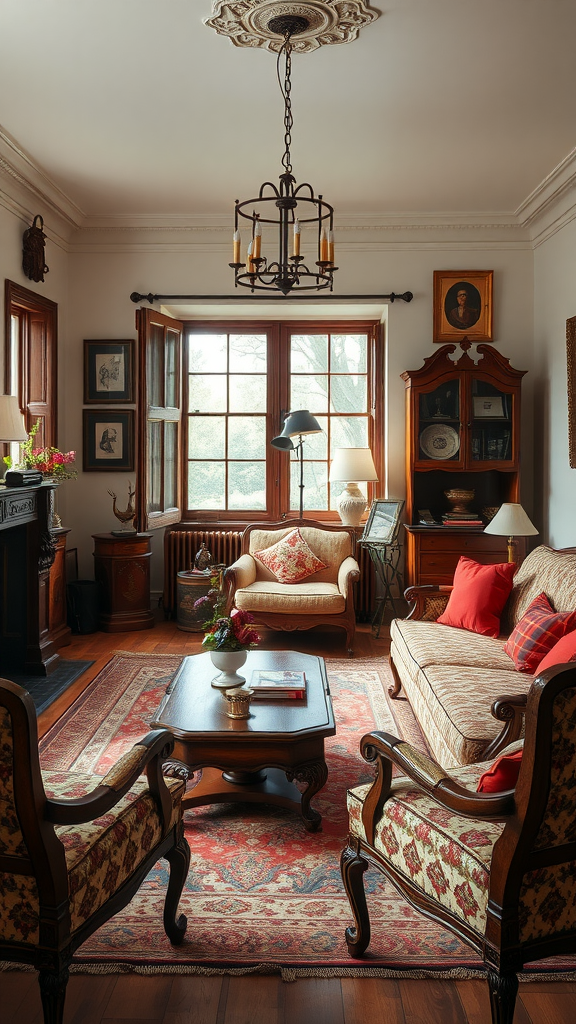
left=567, top=316, right=576, bottom=468
left=433, top=270, right=493, bottom=343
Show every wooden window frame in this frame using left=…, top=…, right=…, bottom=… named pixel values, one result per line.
left=183, top=318, right=383, bottom=525
left=4, top=280, right=58, bottom=449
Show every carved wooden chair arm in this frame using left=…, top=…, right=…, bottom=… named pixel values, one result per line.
left=404, top=584, right=453, bottom=620
left=358, top=731, right=516, bottom=845
left=482, top=693, right=528, bottom=760
left=338, top=557, right=361, bottom=599
left=45, top=729, right=176, bottom=831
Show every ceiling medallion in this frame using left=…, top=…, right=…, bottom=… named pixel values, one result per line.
left=205, top=0, right=380, bottom=53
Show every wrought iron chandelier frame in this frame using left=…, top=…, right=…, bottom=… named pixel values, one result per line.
left=230, top=16, right=338, bottom=295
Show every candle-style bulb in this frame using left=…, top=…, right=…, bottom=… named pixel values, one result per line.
left=246, top=239, right=254, bottom=272
left=320, top=228, right=329, bottom=263
left=293, top=219, right=301, bottom=257
left=253, top=219, right=261, bottom=258
left=328, top=229, right=335, bottom=265
left=233, top=229, right=241, bottom=264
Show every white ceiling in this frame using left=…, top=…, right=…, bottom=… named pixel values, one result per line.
left=1, top=0, right=575, bottom=223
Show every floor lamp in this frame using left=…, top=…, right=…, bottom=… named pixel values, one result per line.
left=271, top=410, right=322, bottom=518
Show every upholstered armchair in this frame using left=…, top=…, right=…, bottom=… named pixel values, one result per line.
left=224, top=519, right=360, bottom=655
left=0, top=678, right=190, bottom=1024
left=341, top=663, right=576, bottom=1024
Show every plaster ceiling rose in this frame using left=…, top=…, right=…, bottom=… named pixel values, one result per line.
left=204, top=0, right=380, bottom=52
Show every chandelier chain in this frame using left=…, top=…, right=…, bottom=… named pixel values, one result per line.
left=277, top=32, right=293, bottom=176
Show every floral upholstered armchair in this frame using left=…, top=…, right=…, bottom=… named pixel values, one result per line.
left=0, top=679, right=190, bottom=1024
left=341, top=663, right=576, bottom=1024
left=224, top=519, right=360, bottom=656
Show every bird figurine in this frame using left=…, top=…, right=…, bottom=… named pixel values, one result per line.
left=108, top=481, right=137, bottom=534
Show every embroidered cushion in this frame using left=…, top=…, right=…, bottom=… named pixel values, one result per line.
left=503, top=593, right=576, bottom=673
left=436, top=557, right=516, bottom=638
left=536, top=630, right=576, bottom=673
left=254, top=528, right=328, bottom=584
left=477, top=749, right=523, bottom=793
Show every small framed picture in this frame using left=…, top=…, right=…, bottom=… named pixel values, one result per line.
left=84, top=340, right=135, bottom=403
left=83, top=410, right=134, bottom=472
left=360, top=499, right=405, bottom=545
left=433, top=270, right=493, bottom=343
left=472, top=395, right=505, bottom=418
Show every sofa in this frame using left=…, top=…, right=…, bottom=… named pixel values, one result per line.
left=389, top=544, right=576, bottom=766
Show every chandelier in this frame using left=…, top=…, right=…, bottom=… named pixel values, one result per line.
left=230, top=15, right=337, bottom=295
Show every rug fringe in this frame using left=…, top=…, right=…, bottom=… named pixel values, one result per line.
left=3, top=961, right=576, bottom=983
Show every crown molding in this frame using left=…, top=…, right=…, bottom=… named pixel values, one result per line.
left=515, top=146, right=576, bottom=227
left=0, top=125, right=84, bottom=235
left=1, top=120, right=576, bottom=251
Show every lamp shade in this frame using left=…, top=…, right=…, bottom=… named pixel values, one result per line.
left=280, top=410, right=322, bottom=438
left=483, top=503, right=539, bottom=538
left=329, top=447, right=378, bottom=483
left=0, top=396, right=27, bottom=442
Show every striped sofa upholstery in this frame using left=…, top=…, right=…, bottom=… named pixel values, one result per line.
left=390, top=546, right=576, bottom=766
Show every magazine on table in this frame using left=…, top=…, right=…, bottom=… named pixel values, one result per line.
left=250, top=670, right=306, bottom=699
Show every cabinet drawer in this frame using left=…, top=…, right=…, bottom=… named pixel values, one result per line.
left=417, top=531, right=505, bottom=553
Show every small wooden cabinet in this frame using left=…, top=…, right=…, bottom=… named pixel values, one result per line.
left=93, top=533, right=155, bottom=632
left=402, top=343, right=526, bottom=587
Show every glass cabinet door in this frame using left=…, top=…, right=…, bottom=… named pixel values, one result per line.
left=417, top=378, right=461, bottom=463
left=470, top=379, right=513, bottom=464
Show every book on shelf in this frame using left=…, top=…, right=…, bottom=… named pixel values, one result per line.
left=250, top=670, right=306, bottom=699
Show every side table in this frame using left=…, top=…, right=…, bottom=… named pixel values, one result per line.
left=93, top=532, right=155, bottom=632
left=360, top=541, right=403, bottom=637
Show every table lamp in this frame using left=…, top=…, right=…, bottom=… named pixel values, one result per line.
left=271, top=410, right=322, bottom=518
left=0, top=396, right=29, bottom=485
left=483, top=502, right=539, bottom=562
left=329, top=447, right=378, bottom=526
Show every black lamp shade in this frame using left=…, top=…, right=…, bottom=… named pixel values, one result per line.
left=280, top=410, right=322, bottom=438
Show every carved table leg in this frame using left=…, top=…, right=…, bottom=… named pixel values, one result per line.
left=287, top=758, right=328, bottom=832
left=487, top=970, right=519, bottom=1024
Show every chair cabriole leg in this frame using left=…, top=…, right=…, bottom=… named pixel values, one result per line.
left=340, top=838, right=371, bottom=956
left=38, top=965, right=69, bottom=1024
left=487, top=969, right=519, bottom=1024
left=163, top=829, right=191, bottom=944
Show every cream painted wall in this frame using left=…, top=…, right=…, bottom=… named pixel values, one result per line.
left=533, top=211, right=576, bottom=548
left=64, top=234, right=536, bottom=593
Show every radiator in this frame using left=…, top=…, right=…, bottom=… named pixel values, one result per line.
left=163, top=528, right=243, bottom=618
left=164, top=527, right=375, bottom=621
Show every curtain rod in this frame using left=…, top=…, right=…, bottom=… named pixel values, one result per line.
left=130, top=291, right=413, bottom=304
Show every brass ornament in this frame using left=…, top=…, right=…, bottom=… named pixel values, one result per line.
left=22, top=214, right=49, bottom=282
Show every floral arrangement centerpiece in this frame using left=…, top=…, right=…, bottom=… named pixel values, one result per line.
left=199, top=578, right=260, bottom=688
left=3, top=418, right=76, bottom=480
left=202, top=605, right=260, bottom=653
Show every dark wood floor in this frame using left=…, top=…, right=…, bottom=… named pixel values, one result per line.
left=4, top=619, right=575, bottom=1023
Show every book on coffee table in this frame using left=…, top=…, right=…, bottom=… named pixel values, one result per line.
left=250, top=670, right=306, bottom=699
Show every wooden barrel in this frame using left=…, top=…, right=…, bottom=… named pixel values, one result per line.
left=176, top=570, right=214, bottom=632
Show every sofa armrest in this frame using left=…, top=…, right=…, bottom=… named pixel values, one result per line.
left=225, top=554, right=257, bottom=593
left=338, top=556, right=361, bottom=600
left=404, top=584, right=453, bottom=621
left=358, top=731, right=515, bottom=845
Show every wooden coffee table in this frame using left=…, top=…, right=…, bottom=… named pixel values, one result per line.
left=151, top=650, right=335, bottom=831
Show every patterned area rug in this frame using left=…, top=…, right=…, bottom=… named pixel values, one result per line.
left=36, top=652, right=576, bottom=979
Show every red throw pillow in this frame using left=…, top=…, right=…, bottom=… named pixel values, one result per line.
left=535, top=629, right=576, bottom=673
left=436, top=557, right=516, bottom=637
left=477, top=749, right=523, bottom=793
left=503, top=593, right=576, bottom=673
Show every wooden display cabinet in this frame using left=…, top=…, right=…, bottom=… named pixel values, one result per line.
left=93, top=532, right=155, bottom=632
left=402, top=342, right=526, bottom=586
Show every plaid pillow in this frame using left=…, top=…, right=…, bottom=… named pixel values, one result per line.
left=254, top=528, right=327, bottom=584
left=503, top=592, right=576, bottom=673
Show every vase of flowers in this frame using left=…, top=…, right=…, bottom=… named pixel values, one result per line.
left=3, top=418, right=76, bottom=481
left=201, top=589, right=260, bottom=688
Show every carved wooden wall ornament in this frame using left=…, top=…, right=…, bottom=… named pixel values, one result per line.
left=22, top=214, right=49, bottom=282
